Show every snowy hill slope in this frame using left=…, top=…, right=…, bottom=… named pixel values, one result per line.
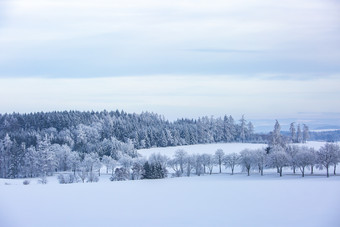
left=1, top=174, right=339, bottom=227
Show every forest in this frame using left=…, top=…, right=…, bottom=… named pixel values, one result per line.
left=0, top=110, right=334, bottom=180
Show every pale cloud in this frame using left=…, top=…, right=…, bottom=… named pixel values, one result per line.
left=0, top=0, right=339, bottom=77
left=0, top=75, right=339, bottom=121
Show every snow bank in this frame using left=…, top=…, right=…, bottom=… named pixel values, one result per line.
left=1, top=174, right=339, bottom=227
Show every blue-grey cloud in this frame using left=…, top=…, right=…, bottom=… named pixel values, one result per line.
left=184, top=48, right=262, bottom=53
left=0, top=0, right=339, bottom=81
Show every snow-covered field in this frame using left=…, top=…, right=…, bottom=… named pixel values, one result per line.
left=1, top=141, right=339, bottom=227
left=138, top=141, right=327, bottom=158
left=1, top=174, right=339, bottom=227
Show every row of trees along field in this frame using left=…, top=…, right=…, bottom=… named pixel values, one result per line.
left=0, top=110, right=332, bottom=180
left=22, top=140, right=340, bottom=185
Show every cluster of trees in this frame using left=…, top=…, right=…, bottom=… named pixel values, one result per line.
left=0, top=111, right=261, bottom=152
left=165, top=142, right=339, bottom=178
left=309, top=130, right=340, bottom=142
left=0, top=129, right=171, bottom=182
left=0, top=133, right=136, bottom=179
left=289, top=122, right=310, bottom=143
left=0, top=110, right=263, bottom=179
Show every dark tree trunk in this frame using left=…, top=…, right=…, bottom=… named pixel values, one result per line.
left=279, top=167, right=282, bottom=177
left=334, top=165, right=337, bottom=175
left=311, top=165, right=314, bottom=174
left=293, top=166, right=296, bottom=174
left=302, top=167, right=305, bottom=177
left=326, top=165, right=329, bottom=178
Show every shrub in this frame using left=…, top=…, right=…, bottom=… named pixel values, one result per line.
left=23, top=180, right=30, bottom=185
left=38, top=176, right=48, bottom=184
left=87, top=172, right=99, bottom=183
left=58, top=173, right=78, bottom=184
left=110, top=168, right=129, bottom=181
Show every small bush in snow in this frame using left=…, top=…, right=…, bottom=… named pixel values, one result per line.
left=23, top=180, right=30, bottom=185
left=38, top=176, right=48, bottom=184
left=58, top=174, right=78, bottom=184
left=87, top=172, right=99, bottom=183
left=110, top=168, right=129, bottom=181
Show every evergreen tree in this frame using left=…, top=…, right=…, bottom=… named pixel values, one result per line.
left=302, top=124, right=309, bottom=143
left=297, top=124, right=302, bottom=143
left=290, top=122, right=296, bottom=143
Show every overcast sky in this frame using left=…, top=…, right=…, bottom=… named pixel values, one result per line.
left=0, top=0, right=339, bottom=130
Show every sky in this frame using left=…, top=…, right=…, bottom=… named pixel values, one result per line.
left=0, top=0, right=339, bottom=131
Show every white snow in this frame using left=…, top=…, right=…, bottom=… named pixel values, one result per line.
left=137, top=141, right=328, bottom=158
left=138, top=142, right=266, bottom=158
left=310, top=129, right=340, bottom=132
left=1, top=141, right=339, bottom=227
left=1, top=174, right=339, bottom=227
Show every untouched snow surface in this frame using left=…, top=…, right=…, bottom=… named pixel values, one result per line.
left=137, top=141, right=327, bottom=158
left=1, top=174, right=340, bottom=227
left=1, top=141, right=339, bottom=227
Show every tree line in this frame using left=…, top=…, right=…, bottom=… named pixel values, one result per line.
left=0, top=111, right=262, bottom=151
left=0, top=110, right=263, bottom=179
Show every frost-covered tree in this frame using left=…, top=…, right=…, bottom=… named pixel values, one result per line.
left=23, top=146, right=38, bottom=178
left=296, top=147, right=316, bottom=177
left=214, top=149, right=225, bottom=173
left=296, top=124, right=302, bottom=143
left=53, top=144, right=72, bottom=172
left=113, top=167, right=129, bottom=181
left=131, top=158, right=145, bottom=180
left=0, top=134, right=13, bottom=178
left=239, top=115, right=246, bottom=143
left=168, top=158, right=181, bottom=177
left=8, top=141, right=25, bottom=178
left=308, top=148, right=317, bottom=174
left=101, top=155, right=113, bottom=174
left=201, top=154, right=211, bottom=174
left=266, top=147, right=290, bottom=177
left=174, top=149, right=187, bottom=174
left=317, top=143, right=340, bottom=177
left=247, top=122, right=254, bottom=141
left=269, top=120, right=284, bottom=148
left=285, top=145, right=300, bottom=174
left=223, top=153, right=239, bottom=175
left=302, top=124, right=309, bottom=143
left=119, top=155, right=133, bottom=178
left=205, top=154, right=215, bottom=175
left=289, top=122, right=296, bottom=143
left=68, top=151, right=81, bottom=175
left=36, top=136, right=57, bottom=177
left=192, top=154, right=203, bottom=176
left=185, top=155, right=195, bottom=177
left=83, top=152, right=101, bottom=176
left=141, top=161, right=167, bottom=179
left=253, top=148, right=267, bottom=176
left=239, top=149, right=255, bottom=176
left=149, top=153, right=168, bottom=170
